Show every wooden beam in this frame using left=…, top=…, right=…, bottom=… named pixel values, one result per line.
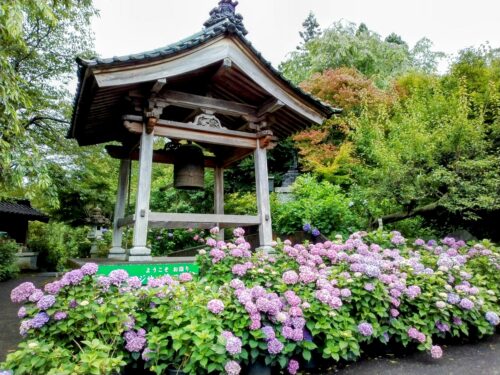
left=117, top=213, right=260, bottom=229
left=155, top=89, right=258, bottom=119
left=151, top=78, right=166, bottom=94
left=256, top=99, right=284, bottom=118
left=123, top=115, right=259, bottom=149
left=105, top=145, right=217, bottom=168
left=212, top=58, right=232, bottom=82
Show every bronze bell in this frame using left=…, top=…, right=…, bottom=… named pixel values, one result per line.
left=173, top=144, right=205, bottom=189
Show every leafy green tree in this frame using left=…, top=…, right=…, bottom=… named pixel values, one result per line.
left=280, top=21, right=443, bottom=88
left=0, top=0, right=96, bottom=202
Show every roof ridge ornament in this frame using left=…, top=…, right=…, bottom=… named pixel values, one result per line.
left=204, top=0, right=248, bottom=36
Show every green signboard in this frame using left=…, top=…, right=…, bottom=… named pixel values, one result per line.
left=97, top=263, right=199, bottom=284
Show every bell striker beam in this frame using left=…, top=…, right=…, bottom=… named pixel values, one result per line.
left=129, top=120, right=155, bottom=261
left=109, top=158, right=130, bottom=260
left=254, top=139, right=273, bottom=251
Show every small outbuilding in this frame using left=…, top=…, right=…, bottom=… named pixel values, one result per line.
left=70, top=0, right=337, bottom=261
left=0, top=200, right=49, bottom=245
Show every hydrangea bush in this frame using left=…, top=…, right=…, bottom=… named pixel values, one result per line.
left=1, top=229, right=499, bottom=374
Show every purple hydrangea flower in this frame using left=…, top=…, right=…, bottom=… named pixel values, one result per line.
left=11, top=282, right=36, bottom=304
left=302, top=223, right=311, bottom=232
left=31, top=312, right=50, bottom=329
left=62, top=269, right=84, bottom=285
left=53, top=311, right=67, bottom=321
left=36, top=295, right=56, bottom=310
left=19, top=320, right=32, bottom=336
left=44, top=281, right=63, bottom=295
left=358, top=322, right=373, bottom=337
left=430, top=345, right=443, bottom=359
left=226, top=336, right=242, bottom=355
left=406, top=285, right=421, bottom=299
left=127, top=277, right=142, bottom=289
left=282, top=270, right=299, bottom=285
left=207, top=299, right=224, bottom=314
left=485, top=311, right=499, bottom=326
left=28, top=289, right=44, bottom=303
left=436, top=321, right=450, bottom=332
left=109, top=269, right=129, bottom=286
left=459, top=298, right=474, bottom=310
left=447, top=293, right=460, bottom=304
left=261, top=326, right=276, bottom=341
left=229, top=279, right=245, bottom=290
left=124, top=329, right=147, bottom=352
left=312, top=228, right=321, bottom=237
left=340, top=288, right=351, bottom=298
left=364, top=283, right=375, bottom=291
left=407, top=327, right=426, bottom=343
left=17, top=306, right=27, bottom=319
left=233, top=227, right=245, bottom=237
left=81, top=263, right=98, bottom=275
left=224, top=361, right=241, bottom=375
left=267, top=338, right=284, bottom=354
left=288, top=359, right=299, bottom=374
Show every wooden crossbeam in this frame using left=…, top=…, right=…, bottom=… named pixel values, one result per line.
left=117, top=213, right=260, bottom=229
left=105, top=145, right=217, bottom=168
left=155, top=89, right=258, bottom=119
left=123, top=115, right=259, bottom=149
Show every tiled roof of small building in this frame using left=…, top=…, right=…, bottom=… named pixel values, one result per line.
left=0, top=201, right=49, bottom=222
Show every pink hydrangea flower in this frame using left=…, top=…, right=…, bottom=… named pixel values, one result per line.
left=207, top=299, right=224, bottom=314
left=430, top=345, right=443, bottom=359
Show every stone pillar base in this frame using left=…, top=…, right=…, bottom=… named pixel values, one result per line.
left=128, top=246, right=152, bottom=262
left=108, top=247, right=127, bottom=261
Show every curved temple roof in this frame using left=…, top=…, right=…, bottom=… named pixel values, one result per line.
left=70, top=1, right=340, bottom=146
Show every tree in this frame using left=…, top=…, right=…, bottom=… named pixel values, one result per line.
left=298, top=12, right=321, bottom=45
left=385, top=32, right=408, bottom=48
left=280, top=21, right=443, bottom=88
left=0, top=0, right=97, bottom=203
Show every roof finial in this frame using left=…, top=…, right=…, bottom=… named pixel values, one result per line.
left=204, top=0, right=248, bottom=35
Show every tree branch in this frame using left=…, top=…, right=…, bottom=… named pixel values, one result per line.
left=372, top=200, right=443, bottom=227
left=26, top=116, right=70, bottom=128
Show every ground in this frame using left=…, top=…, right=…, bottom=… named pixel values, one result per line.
left=1, top=275, right=499, bottom=374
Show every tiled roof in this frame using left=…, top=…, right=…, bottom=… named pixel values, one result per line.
left=0, top=201, right=49, bottom=222
left=74, top=19, right=340, bottom=117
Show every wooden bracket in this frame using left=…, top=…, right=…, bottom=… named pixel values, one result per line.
left=146, top=117, right=157, bottom=134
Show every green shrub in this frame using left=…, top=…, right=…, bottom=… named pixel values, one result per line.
left=272, top=175, right=362, bottom=237
left=0, top=237, right=20, bottom=281
left=28, top=222, right=93, bottom=271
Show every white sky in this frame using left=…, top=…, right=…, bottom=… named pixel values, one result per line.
left=91, top=0, right=500, bottom=72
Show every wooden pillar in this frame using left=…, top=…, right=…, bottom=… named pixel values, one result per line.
left=214, top=165, right=224, bottom=240
left=129, top=124, right=154, bottom=261
left=109, top=159, right=130, bottom=260
left=254, top=142, right=273, bottom=250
